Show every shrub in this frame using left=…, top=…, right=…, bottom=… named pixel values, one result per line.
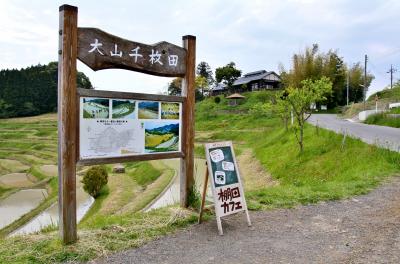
left=82, top=165, right=108, bottom=198
left=214, top=96, right=221, bottom=104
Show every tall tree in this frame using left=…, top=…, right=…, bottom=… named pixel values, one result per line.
left=196, top=61, right=214, bottom=96
left=280, top=44, right=373, bottom=107
left=196, top=61, right=214, bottom=84
left=167, top=77, right=182, bottom=96
left=215, top=62, right=241, bottom=93
left=283, top=77, right=332, bottom=152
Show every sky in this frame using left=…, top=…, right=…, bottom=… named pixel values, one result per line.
left=0, top=0, right=399, bottom=97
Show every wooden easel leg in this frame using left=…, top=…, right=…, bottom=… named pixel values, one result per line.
left=217, top=216, right=223, bottom=235
left=198, top=164, right=209, bottom=224
left=245, top=210, right=252, bottom=227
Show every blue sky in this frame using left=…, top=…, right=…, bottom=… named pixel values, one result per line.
left=0, top=0, right=399, bottom=97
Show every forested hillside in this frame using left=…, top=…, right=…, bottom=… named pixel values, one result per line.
left=0, top=62, right=92, bottom=118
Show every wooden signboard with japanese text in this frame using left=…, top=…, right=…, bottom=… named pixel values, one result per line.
left=78, top=89, right=184, bottom=165
left=57, top=4, right=195, bottom=244
left=203, top=141, right=251, bottom=235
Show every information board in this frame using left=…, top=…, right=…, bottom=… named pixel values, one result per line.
left=79, top=97, right=182, bottom=160
left=204, top=141, right=251, bottom=234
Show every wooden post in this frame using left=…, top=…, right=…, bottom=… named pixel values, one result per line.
left=58, top=4, right=78, bottom=244
left=198, top=164, right=209, bottom=224
left=180, top=35, right=196, bottom=207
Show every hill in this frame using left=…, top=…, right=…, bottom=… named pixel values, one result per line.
left=367, top=81, right=400, bottom=102
left=0, top=62, right=92, bottom=118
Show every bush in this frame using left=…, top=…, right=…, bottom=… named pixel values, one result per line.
left=214, top=96, right=221, bottom=104
left=82, top=165, right=108, bottom=198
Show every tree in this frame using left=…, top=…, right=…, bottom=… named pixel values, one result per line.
left=167, top=77, right=182, bottom=96
left=215, top=62, right=241, bottom=93
left=196, top=61, right=214, bottom=85
left=347, top=62, right=374, bottom=103
left=280, top=44, right=373, bottom=107
left=195, top=75, right=208, bottom=97
left=0, top=62, right=93, bottom=118
left=82, top=165, right=108, bottom=198
left=283, top=77, right=332, bottom=152
left=167, top=77, right=203, bottom=101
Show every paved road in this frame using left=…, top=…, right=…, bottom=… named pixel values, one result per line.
left=308, top=114, right=400, bottom=152
left=92, top=177, right=400, bottom=264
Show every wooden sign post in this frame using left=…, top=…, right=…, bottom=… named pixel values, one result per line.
left=200, top=141, right=251, bottom=235
left=57, top=4, right=195, bottom=244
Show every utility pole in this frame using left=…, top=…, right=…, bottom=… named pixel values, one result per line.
left=363, top=54, right=367, bottom=110
left=387, top=64, right=397, bottom=89
left=346, top=71, right=349, bottom=106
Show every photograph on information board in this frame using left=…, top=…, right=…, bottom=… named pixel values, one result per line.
left=144, top=121, right=179, bottom=153
left=112, top=99, right=136, bottom=119
left=138, top=101, right=159, bottom=119
left=83, top=98, right=109, bottom=119
left=161, top=102, right=180, bottom=119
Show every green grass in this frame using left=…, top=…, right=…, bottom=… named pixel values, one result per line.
left=364, top=110, right=400, bottom=128
left=0, top=208, right=198, bottom=264
left=0, top=186, right=9, bottom=197
left=128, top=162, right=162, bottom=187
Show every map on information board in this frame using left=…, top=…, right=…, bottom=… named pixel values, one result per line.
left=79, top=97, right=182, bottom=160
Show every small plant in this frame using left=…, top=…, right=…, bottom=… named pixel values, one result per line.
left=214, top=96, right=221, bottom=104
left=187, top=181, right=201, bottom=211
left=82, top=165, right=108, bottom=198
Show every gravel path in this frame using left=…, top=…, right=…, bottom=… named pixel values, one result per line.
left=308, top=114, right=400, bottom=152
left=92, top=176, right=400, bottom=264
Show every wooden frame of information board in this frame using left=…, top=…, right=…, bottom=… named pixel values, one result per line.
left=200, top=141, right=251, bottom=235
left=58, top=4, right=195, bottom=244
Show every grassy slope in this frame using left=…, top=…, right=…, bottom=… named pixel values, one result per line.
left=343, top=85, right=400, bottom=118
left=364, top=107, right=400, bottom=128
left=368, top=84, right=400, bottom=102
left=196, top=92, right=400, bottom=209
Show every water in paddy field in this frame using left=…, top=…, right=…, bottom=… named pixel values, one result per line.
left=0, top=189, right=48, bottom=229
left=145, top=158, right=212, bottom=211
left=10, top=186, right=94, bottom=236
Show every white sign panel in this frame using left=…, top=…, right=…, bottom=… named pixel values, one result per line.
left=79, top=97, right=182, bottom=160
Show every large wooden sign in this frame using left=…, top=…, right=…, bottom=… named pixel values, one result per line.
left=57, top=5, right=195, bottom=244
left=200, top=141, right=251, bottom=235
left=78, top=28, right=187, bottom=77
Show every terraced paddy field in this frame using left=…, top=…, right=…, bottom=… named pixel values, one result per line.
left=0, top=114, right=59, bottom=236
left=0, top=113, right=181, bottom=250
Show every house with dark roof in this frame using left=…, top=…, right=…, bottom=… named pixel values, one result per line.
left=210, top=70, right=281, bottom=96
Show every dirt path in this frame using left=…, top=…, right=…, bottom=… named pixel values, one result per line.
left=92, top=176, right=400, bottom=264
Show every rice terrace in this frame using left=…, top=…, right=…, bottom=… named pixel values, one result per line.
left=145, top=121, right=180, bottom=153
left=83, top=98, right=109, bottom=119
left=112, top=99, right=136, bottom=119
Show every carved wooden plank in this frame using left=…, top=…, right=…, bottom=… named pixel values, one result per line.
left=180, top=35, right=196, bottom=207
left=77, top=88, right=184, bottom=103
left=58, top=4, right=78, bottom=244
left=77, top=152, right=184, bottom=166
left=78, top=28, right=186, bottom=77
